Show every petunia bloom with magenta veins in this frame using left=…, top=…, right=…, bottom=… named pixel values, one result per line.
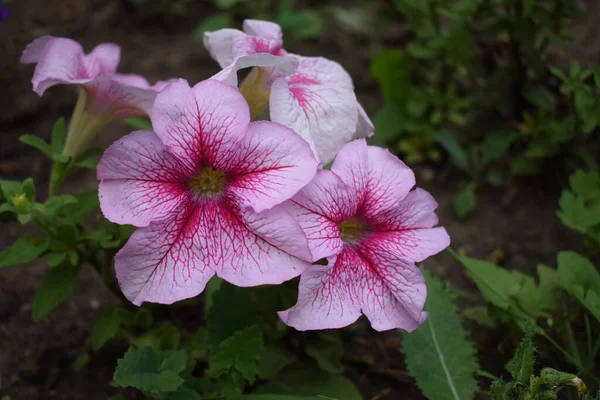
left=97, top=79, right=319, bottom=306
left=279, top=139, right=450, bottom=332
left=21, top=36, right=170, bottom=158
left=204, top=19, right=374, bottom=164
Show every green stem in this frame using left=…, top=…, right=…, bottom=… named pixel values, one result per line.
left=538, top=329, right=583, bottom=372
left=477, top=370, right=498, bottom=380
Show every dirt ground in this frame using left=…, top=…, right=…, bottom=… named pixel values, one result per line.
left=1, top=0, right=599, bottom=399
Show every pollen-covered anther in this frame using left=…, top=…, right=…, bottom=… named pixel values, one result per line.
left=188, top=167, right=227, bottom=196
left=338, top=217, right=366, bottom=243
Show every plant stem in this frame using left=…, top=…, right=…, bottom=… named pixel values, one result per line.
left=538, top=329, right=583, bottom=372
left=477, top=370, right=498, bottom=380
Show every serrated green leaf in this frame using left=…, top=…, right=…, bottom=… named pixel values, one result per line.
left=400, top=271, right=478, bottom=400
left=256, top=362, right=361, bottom=400
left=92, top=307, right=134, bottom=351
left=558, top=251, right=600, bottom=321
left=0, top=235, right=49, bottom=267
left=114, top=346, right=187, bottom=393
left=207, top=283, right=257, bottom=349
left=258, top=345, right=296, bottom=379
left=207, top=325, right=263, bottom=384
left=33, top=263, right=81, bottom=321
left=506, top=325, right=535, bottom=383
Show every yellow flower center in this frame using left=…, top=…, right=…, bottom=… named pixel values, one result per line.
left=339, top=218, right=365, bottom=243
left=188, top=167, right=226, bottom=196
left=239, top=67, right=271, bottom=120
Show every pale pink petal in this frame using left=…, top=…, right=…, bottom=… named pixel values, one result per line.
left=221, top=121, right=318, bottom=213
left=84, top=75, right=158, bottom=119
left=362, top=228, right=450, bottom=263
left=269, top=56, right=358, bottom=163
left=353, top=103, right=374, bottom=139
left=20, top=36, right=120, bottom=96
left=210, top=53, right=298, bottom=87
left=369, top=188, right=441, bottom=230
left=115, top=201, right=213, bottom=305
left=213, top=201, right=313, bottom=285
left=97, top=130, right=193, bottom=227
left=151, top=79, right=250, bottom=170
left=243, top=19, right=283, bottom=42
left=362, top=146, right=415, bottom=217
left=330, top=138, right=369, bottom=203
left=348, top=245, right=427, bottom=332
left=285, top=170, right=356, bottom=260
left=278, top=255, right=362, bottom=330
left=204, top=28, right=284, bottom=69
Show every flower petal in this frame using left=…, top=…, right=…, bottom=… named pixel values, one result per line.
left=21, top=36, right=120, bottom=96
left=278, top=255, right=362, bottom=330
left=84, top=74, right=158, bottom=119
left=214, top=201, right=313, bottom=285
left=115, top=201, right=213, bottom=305
left=353, top=102, right=374, bottom=139
left=363, top=228, right=450, bottom=263
left=269, top=56, right=358, bottom=163
left=222, top=120, right=318, bottom=213
left=210, top=53, right=298, bottom=87
left=243, top=19, right=283, bottom=42
left=151, top=79, right=250, bottom=170
left=330, top=138, right=369, bottom=201
left=369, top=188, right=442, bottom=230
left=348, top=245, right=427, bottom=332
left=98, top=130, right=193, bottom=227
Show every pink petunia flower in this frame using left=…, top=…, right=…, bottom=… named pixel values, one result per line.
left=21, top=36, right=169, bottom=158
left=204, top=19, right=374, bottom=164
left=279, top=139, right=450, bottom=332
left=97, top=79, right=319, bottom=306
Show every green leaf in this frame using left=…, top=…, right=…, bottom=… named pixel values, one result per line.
left=557, top=170, right=600, bottom=235
left=51, top=118, right=66, bottom=154
left=159, top=325, right=181, bottom=350
left=558, top=251, right=600, bottom=321
left=19, top=134, right=53, bottom=157
left=369, top=49, right=410, bottom=104
left=123, top=117, right=153, bottom=131
left=278, top=10, right=322, bottom=40
left=306, top=332, right=344, bottom=373
left=216, top=0, right=243, bottom=9
left=33, top=263, right=81, bottom=321
left=462, top=306, right=497, bottom=328
left=114, top=346, right=187, bottom=393
left=47, top=252, right=66, bottom=267
left=256, top=362, right=361, bottom=400
left=91, top=307, right=133, bottom=351
left=480, top=130, right=519, bottom=167
left=64, top=190, right=99, bottom=225
left=0, top=235, right=49, bottom=267
left=455, top=254, right=519, bottom=310
left=506, top=325, right=535, bottom=383
left=207, top=325, right=263, bottom=384
left=257, top=345, right=296, bottom=379
left=35, top=195, right=78, bottom=217
left=400, top=271, right=479, bottom=400
left=192, top=14, right=233, bottom=40
left=453, top=183, right=476, bottom=219
left=0, top=179, right=22, bottom=200
left=433, top=131, right=469, bottom=173
left=22, top=178, right=35, bottom=202
left=206, top=283, right=257, bottom=349
left=371, top=104, right=404, bottom=145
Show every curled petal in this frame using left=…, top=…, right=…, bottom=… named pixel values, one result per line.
left=151, top=79, right=250, bottom=170
left=20, top=36, right=120, bottom=96
left=222, top=121, right=318, bottom=213
left=210, top=53, right=298, bottom=87
left=115, top=201, right=213, bottom=305
left=269, top=56, right=358, bottom=163
left=243, top=19, right=283, bottom=42
left=278, top=257, right=362, bottom=330
left=98, top=130, right=193, bottom=227
left=353, top=103, right=375, bottom=139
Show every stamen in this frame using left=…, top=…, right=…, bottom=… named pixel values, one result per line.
left=188, top=167, right=227, bottom=197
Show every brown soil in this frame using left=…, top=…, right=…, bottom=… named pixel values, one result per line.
left=0, top=1, right=597, bottom=399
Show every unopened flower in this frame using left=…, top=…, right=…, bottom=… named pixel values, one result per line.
left=97, top=79, right=319, bottom=306
left=21, top=36, right=169, bottom=158
left=204, top=19, right=374, bottom=163
left=279, top=139, right=450, bottom=331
